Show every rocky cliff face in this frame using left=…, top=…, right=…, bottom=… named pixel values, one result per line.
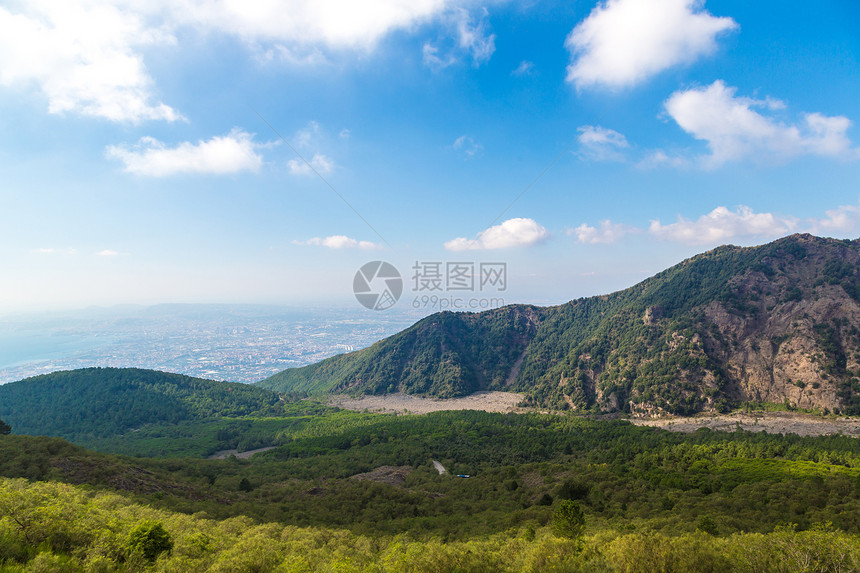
left=262, top=234, right=860, bottom=415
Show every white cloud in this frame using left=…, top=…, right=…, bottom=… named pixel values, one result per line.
left=0, top=1, right=182, bottom=122
left=453, top=7, right=495, bottom=66
left=637, top=150, right=691, bottom=169
left=422, top=43, right=457, bottom=69
left=649, top=205, right=796, bottom=244
left=566, top=0, right=737, bottom=89
left=453, top=135, right=482, bottom=158
left=31, top=247, right=77, bottom=255
left=423, top=6, right=496, bottom=70
left=511, top=60, right=534, bottom=77
left=95, top=249, right=120, bottom=257
left=295, top=235, right=381, bottom=249
left=288, top=153, right=335, bottom=176
left=284, top=121, right=336, bottom=174
left=807, top=200, right=860, bottom=235
left=577, top=125, right=629, bottom=161
left=570, top=220, right=634, bottom=244
left=445, top=218, right=549, bottom=251
left=172, top=0, right=452, bottom=50
left=665, top=81, right=859, bottom=167
left=0, top=1, right=491, bottom=122
left=106, top=129, right=263, bottom=176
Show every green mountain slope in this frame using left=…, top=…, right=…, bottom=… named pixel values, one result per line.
left=0, top=367, right=281, bottom=440
left=262, top=305, right=544, bottom=397
left=260, top=234, right=860, bottom=415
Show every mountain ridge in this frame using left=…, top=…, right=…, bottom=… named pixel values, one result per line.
left=260, top=234, right=860, bottom=415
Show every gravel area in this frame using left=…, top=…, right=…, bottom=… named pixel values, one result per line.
left=631, top=412, right=860, bottom=437
left=328, top=391, right=523, bottom=415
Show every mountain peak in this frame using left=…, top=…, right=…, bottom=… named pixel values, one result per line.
left=260, top=235, right=860, bottom=416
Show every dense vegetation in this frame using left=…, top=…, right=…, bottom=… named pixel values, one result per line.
left=0, top=368, right=282, bottom=441
left=260, top=234, right=860, bottom=415
left=2, top=403, right=860, bottom=570
left=2, top=477, right=859, bottom=572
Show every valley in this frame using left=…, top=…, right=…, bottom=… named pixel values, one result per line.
left=1, top=235, right=860, bottom=571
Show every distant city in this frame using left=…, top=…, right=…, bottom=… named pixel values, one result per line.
left=0, top=304, right=421, bottom=384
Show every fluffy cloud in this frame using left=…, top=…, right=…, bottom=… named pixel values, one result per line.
left=807, top=200, right=860, bottom=235
left=295, top=235, right=381, bottom=249
left=106, top=129, right=263, bottom=176
left=577, top=125, right=629, bottom=161
left=0, top=1, right=182, bottom=122
left=0, top=1, right=486, bottom=121
left=665, top=81, right=858, bottom=167
left=649, top=206, right=796, bottom=244
left=570, top=220, right=634, bottom=244
left=445, top=218, right=549, bottom=251
left=172, top=0, right=451, bottom=49
left=566, top=0, right=736, bottom=89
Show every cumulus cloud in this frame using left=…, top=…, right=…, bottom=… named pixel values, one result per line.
left=566, top=0, right=737, bottom=89
left=444, top=218, right=549, bottom=251
left=295, top=235, right=381, bottom=249
left=0, top=1, right=182, bottom=122
left=665, top=81, right=859, bottom=167
left=570, top=220, right=634, bottom=244
left=0, top=1, right=484, bottom=121
left=577, top=125, right=629, bottom=161
left=106, top=129, right=263, bottom=176
left=649, top=205, right=796, bottom=244
left=807, top=200, right=860, bottom=235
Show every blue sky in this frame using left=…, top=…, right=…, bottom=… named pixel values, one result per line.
left=1, top=0, right=859, bottom=314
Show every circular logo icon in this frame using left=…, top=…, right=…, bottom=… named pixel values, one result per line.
left=353, top=261, right=403, bottom=310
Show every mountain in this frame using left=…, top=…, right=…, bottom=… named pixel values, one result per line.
left=260, top=234, right=860, bottom=415
left=0, top=367, right=281, bottom=440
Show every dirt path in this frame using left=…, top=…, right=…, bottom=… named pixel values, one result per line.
left=208, top=446, right=277, bottom=459
left=631, top=412, right=860, bottom=437
left=328, top=391, right=523, bottom=415
left=432, top=460, right=447, bottom=475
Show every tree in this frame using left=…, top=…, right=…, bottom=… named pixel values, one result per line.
left=552, top=500, right=585, bottom=539
left=0, top=418, right=10, bottom=435
left=126, top=520, right=173, bottom=561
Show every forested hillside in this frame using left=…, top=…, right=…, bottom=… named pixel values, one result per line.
left=261, top=305, right=543, bottom=397
left=1, top=406, right=860, bottom=570
left=261, top=234, right=860, bottom=415
left=0, top=367, right=281, bottom=441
